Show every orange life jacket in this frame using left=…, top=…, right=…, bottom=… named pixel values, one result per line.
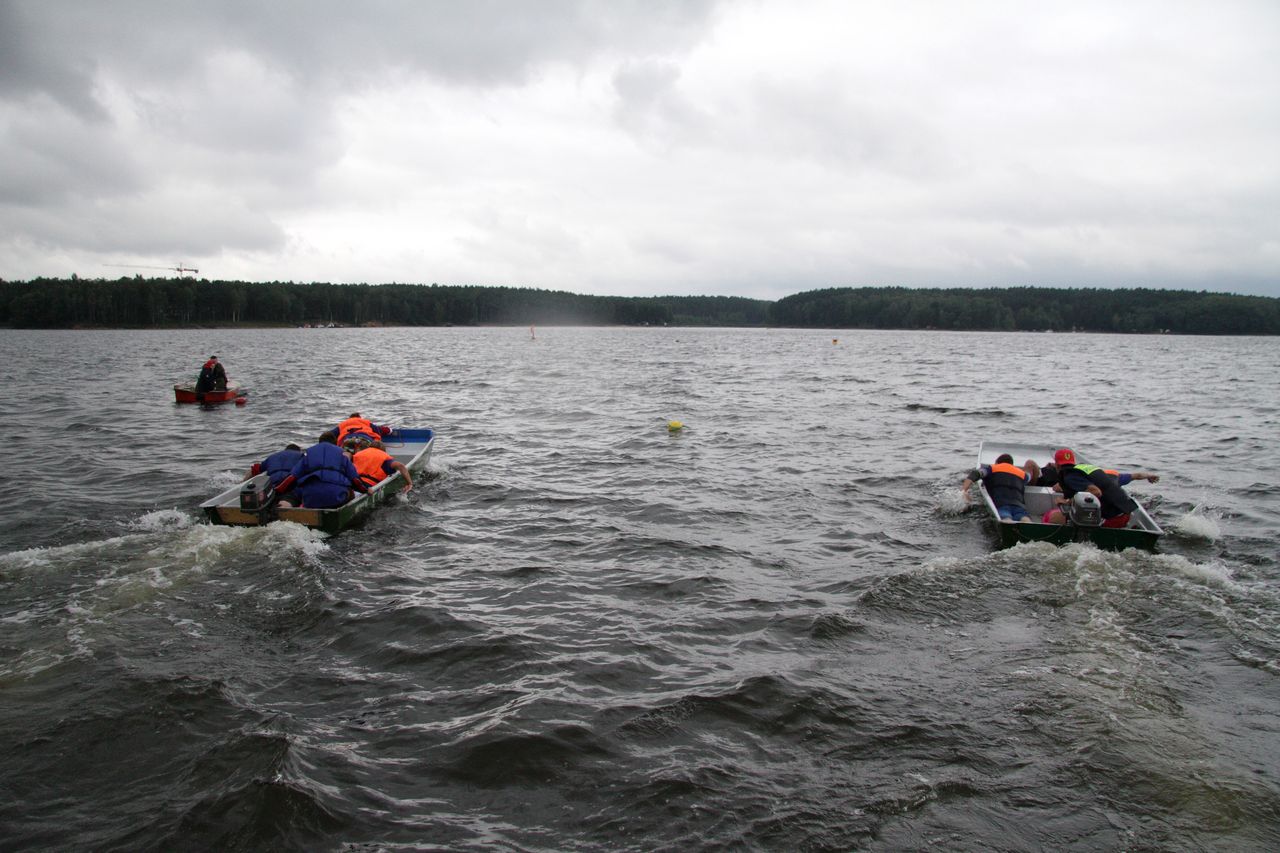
left=988, top=462, right=1026, bottom=478
left=353, top=447, right=393, bottom=485
left=984, top=462, right=1028, bottom=507
left=337, top=417, right=376, bottom=444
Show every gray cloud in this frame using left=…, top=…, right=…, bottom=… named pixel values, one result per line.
left=0, top=0, right=1277, bottom=298
left=0, top=0, right=722, bottom=273
left=4, top=1, right=720, bottom=105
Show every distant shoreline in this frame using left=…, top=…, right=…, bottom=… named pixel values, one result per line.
left=2, top=323, right=1267, bottom=337
left=3, top=279, right=1277, bottom=334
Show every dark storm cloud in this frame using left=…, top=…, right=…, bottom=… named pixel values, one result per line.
left=0, top=0, right=720, bottom=266
left=2, top=0, right=719, bottom=110
left=0, top=103, right=146, bottom=205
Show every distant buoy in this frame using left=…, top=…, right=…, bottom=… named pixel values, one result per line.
left=667, top=420, right=683, bottom=432
left=235, top=397, right=247, bottom=406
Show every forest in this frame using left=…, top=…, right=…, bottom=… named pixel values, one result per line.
left=1, top=276, right=1277, bottom=334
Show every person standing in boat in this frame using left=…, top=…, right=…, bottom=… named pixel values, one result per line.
left=961, top=453, right=1037, bottom=523
left=326, top=413, right=392, bottom=446
left=1051, top=447, right=1159, bottom=529
left=195, top=355, right=228, bottom=393
left=272, top=434, right=369, bottom=509
left=351, top=439, right=413, bottom=493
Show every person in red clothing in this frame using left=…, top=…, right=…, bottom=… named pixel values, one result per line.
left=195, top=355, right=228, bottom=393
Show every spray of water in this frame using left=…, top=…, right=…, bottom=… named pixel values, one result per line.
left=1172, top=502, right=1222, bottom=541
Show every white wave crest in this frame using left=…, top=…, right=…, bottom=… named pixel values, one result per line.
left=129, top=508, right=196, bottom=531
left=935, top=486, right=971, bottom=516
left=1149, top=552, right=1234, bottom=586
left=207, top=469, right=245, bottom=490
left=0, top=534, right=147, bottom=575
left=1171, top=505, right=1222, bottom=541
left=1, top=517, right=328, bottom=581
left=255, top=520, right=331, bottom=563
left=423, top=458, right=452, bottom=477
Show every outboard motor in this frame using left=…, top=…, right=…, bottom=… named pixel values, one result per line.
left=240, top=481, right=276, bottom=511
left=1069, top=492, right=1102, bottom=527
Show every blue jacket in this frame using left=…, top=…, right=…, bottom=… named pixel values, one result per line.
left=287, top=442, right=362, bottom=508
left=261, top=448, right=303, bottom=487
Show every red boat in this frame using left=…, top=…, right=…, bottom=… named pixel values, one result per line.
left=174, top=384, right=247, bottom=405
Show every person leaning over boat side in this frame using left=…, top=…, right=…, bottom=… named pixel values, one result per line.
left=1033, top=461, right=1060, bottom=488
left=195, top=355, right=228, bottom=393
left=272, top=433, right=369, bottom=509
left=244, top=443, right=303, bottom=488
left=1051, top=447, right=1159, bottom=529
left=961, top=453, right=1037, bottom=522
left=325, top=413, right=392, bottom=446
left=352, top=440, right=413, bottom=493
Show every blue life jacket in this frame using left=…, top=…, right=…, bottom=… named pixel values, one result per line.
left=262, top=448, right=303, bottom=487
left=292, top=442, right=357, bottom=508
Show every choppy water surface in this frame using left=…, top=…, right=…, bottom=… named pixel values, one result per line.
left=1, top=326, right=1278, bottom=851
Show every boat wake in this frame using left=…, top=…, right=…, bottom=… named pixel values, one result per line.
left=128, top=508, right=198, bottom=531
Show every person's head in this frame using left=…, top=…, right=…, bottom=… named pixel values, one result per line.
left=209, top=355, right=218, bottom=361
left=349, top=412, right=361, bottom=419
left=285, top=443, right=301, bottom=452
left=319, top=432, right=336, bottom=445
left=995, top=453, right=1014, bottom=465
left=1054, top=448, right=1076, bottom=466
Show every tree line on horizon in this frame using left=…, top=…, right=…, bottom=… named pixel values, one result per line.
left=1, top=276, right=1277, bottom=334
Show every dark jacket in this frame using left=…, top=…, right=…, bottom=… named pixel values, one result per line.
left=1059, top=464, right=1138, bottom=519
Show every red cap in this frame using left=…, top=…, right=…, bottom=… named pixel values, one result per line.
left=1054, top=448, right=1075, bottom=465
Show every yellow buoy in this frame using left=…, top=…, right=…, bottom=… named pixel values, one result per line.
left=667, top=420, right=684, bottom=432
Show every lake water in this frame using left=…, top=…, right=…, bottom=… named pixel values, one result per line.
left=1, top=326, right=1278, bottom=851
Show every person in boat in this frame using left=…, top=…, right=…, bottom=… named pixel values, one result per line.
left=1048, top=447, right=1159, bottom=528
left=325, top=413, right=392, bottom=446
left=243, top=443, right=303, bottom=488
left=349, top=438, right=413, bottom=493
left=961, top=453, right=1037, bottom=523
left=272, top=433, right=369, bottom=509
left=195, top=355, right=228, bottom=393
left=1033, top=461, right=1061, bottom=488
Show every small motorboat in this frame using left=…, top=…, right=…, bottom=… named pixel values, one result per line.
left=200, top=428, right=435, bottom=535
left=971, top=440, right=1163, bottom=551
left=174, top=384, right=246, bottom=404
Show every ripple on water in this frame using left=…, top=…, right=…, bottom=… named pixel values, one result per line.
left=2, top=328, right=1279, bottom=850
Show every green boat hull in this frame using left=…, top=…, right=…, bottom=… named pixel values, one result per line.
left=986, top=517, right=1161, bottom=551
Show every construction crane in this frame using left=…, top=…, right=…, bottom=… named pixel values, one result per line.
left=104, top=263, right=199, bottom=276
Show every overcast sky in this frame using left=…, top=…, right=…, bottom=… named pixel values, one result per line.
left=2, top=1, right=1277, bottom=299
